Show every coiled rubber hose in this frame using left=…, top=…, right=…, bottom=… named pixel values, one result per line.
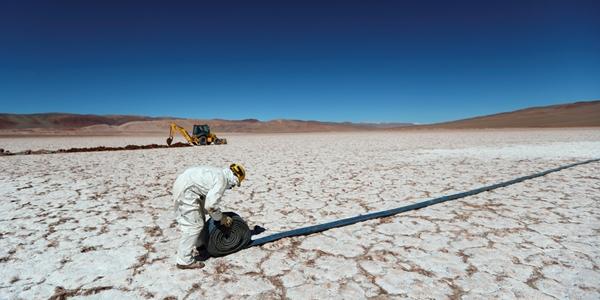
left=205, top=212, right=251, bottom=257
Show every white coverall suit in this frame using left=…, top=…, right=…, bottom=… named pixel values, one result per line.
left=173, top=166, right=238, bottom=265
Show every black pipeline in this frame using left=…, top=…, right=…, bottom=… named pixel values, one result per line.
left=204, top=158, right=599, bottom=256
left=247, top=158, right=600, bottom=247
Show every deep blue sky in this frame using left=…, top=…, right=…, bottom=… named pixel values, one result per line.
left=1, top=1, right=599, bottom=123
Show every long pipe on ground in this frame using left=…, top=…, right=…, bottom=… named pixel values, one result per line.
left=246, top=158, right=600, bottom=247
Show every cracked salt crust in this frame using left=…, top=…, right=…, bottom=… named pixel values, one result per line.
left=1, top=129, right=599, bottom=299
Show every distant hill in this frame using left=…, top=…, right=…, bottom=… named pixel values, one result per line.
left=0, top=113, right=412, bottom=135
left=417, top=100, right=600, bottom=129
left=1, top=100, right=598, bottom=135
left=0, top=113, right=160, bottom=129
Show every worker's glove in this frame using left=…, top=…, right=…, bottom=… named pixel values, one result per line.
left=220, top=216, right=233, bottom=228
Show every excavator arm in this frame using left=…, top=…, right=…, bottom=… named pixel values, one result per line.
left=167, top=123, right=199, bottom=146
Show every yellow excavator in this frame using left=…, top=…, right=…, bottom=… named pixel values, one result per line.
left=166, top=123, right=227, bottom=146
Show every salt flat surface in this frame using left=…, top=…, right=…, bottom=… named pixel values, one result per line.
left=1, top=129, right=599, bottom=299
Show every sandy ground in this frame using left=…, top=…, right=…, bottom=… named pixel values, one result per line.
left=1, top=129, right=599, bottom=299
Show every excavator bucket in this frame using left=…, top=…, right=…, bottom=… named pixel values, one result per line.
left=166, top=137, right=173, bottom=146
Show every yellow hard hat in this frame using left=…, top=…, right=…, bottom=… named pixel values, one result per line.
left=230, top=163, right=246, bottom=186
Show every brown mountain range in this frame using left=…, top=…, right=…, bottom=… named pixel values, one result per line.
left=418, top=100, right=600, bottom=129
left=0, top=113, right=159, bottom=129
left=0, top=100, right=598, bottom=135
left=0, top=113, right=411, bottom=135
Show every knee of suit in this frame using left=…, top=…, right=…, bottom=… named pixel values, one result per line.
left=180, top=223, right=204, bottom=235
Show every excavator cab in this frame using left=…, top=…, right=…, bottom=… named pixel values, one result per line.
left=192, top=124, right=212, bottom=145
left=192, top=124, right=211, bottom=136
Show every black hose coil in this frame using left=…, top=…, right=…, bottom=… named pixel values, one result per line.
left=205, top=212, right=251, bottom=257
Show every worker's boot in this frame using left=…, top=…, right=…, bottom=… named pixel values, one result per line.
left=176, top=261, right=205, bottom=270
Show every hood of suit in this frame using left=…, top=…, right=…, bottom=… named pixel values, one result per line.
left=224, top=168, right=239, bottom=189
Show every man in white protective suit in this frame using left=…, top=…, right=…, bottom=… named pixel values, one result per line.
left=172, top=163, right=246, bottom=269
